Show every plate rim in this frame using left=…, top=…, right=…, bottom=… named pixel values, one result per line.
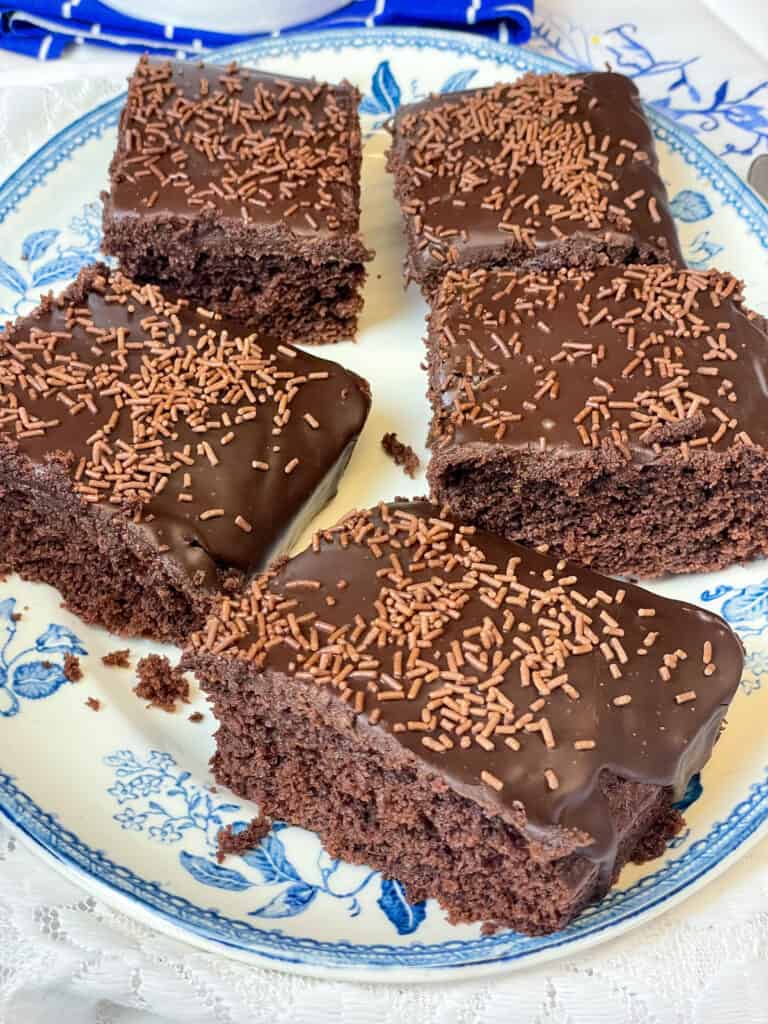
left=1, top=23, right=768, bottom=982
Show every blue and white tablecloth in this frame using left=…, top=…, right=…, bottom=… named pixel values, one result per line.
left=0, top=0, right=533, bottom=60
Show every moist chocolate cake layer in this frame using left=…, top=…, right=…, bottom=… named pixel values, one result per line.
left=427, top=264, right=768, bottom=576
left=0, top=265, right=370, bottom=640
left=102, top=56, right=372, bottom=342
left=185, top=501, right=741, bottom=932
left=387, top=72, right=683, bottom=295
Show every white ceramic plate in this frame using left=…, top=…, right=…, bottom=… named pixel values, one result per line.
left=1, top=27, right=768, bottom=983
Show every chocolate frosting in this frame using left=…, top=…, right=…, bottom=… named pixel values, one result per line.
left=0, top=266, right=370, bottom=587
left=429, top=264, right=768, bottom=464
left=107, top=55, right=362, bottom=239
left=390, top=72, right=683, bottom=278
left=195, top=501, right=742, bottom=870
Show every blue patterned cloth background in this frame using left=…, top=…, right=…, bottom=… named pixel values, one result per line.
left=0, top=0, right=533, bottom=60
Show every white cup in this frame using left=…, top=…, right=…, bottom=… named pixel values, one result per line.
left=104, top=0, right=351, bottom=35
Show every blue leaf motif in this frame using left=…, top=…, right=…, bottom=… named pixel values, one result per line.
left=0, top=597, right=16, bottom=623
left=360, top=60, right=401, bottom=117
left=701, top=584, right=732, bottom=603
left=22, top=229, right=59, bottom=262
left=669, top=190, right=713, bottom=223
left=712, top=80, right=729, bottom=108
left=702, top=580, right=768, bottom=636
left=11, top=660, right=67, bottom=700
left=724, top=103, right=768, bottom=132
left=249, top=883, right=316, bottom=919
left=0, top=258, right=27, bottom=295
left=35, top=623, right=87, bottom=655
left=673, top=772, right=703, bottom=813
left=32, top=254, right=89, bottom=289
left=179, top=851, right=253, bottom=891
left=441, top=69, right=478, bottom=94
left=377, top=878, right=427, bottom=935
left=242, top=833, right=300, bottom=883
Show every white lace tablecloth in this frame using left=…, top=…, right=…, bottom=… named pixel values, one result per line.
left=1, top=1, right=768, bottom=1019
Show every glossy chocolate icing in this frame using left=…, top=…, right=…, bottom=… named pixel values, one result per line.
left=195, top=501, right=742, bottom=868
left=0, top=266, right=370, bottom=587
left=429, top=264, right=768, bottom=464
left=390, top=72, right=683, bottom=280
left=107, top=55, right=362, bottom=239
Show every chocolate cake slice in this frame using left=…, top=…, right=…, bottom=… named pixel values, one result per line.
left=102, top=56, right=372, bottom=344
left=427, top=264, right=768, bottom=577
left=387, top=71, right=683, bottom=295
left=0, top=265, right=370, bottom=642
left=185, top=501, right=742, bottom=935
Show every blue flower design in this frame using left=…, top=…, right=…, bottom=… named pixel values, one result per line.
left=114, top=808, right=148, bottom=832
left=149, top=822, right=184, bottom=844
left=104, top=749, right=427, bottom=933
left=530, top=17, right=768, bottom=161
left=0, top=597, right=87, bottom=718
left=0, top=199, right=104, bottom=318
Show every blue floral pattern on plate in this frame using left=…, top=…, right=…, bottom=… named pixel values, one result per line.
left=0, top=597, right=86, bottom=718
left=105, top=749, right=426, bottom=934
left=0, top=200, right=102, bottom=318
left=529, top=17, right=768, bottom=161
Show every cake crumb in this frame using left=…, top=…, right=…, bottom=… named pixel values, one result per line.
left=85, top=697, right=101, bottom=711
left=102, top=649, right=131, bottom=668
left=134, top=654, right=190, bottom=712
left=216, top=814, right=272, bottom=863
left=63, top=653, right=83, bottom=682
left=11, top=612, right=22, bottom=622
left=188, top=711, right=204, bottom=723
left=381, top=432, right=420, bottom=478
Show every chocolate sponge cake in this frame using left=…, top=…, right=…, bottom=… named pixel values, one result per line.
left=387, top=72, right=683, bottom=295
left=102, top=56, right=372, bottom=343
left=427, top=264, right=768, bottom=577
left=0, top=265, right=370, bottom=642
left=185, top=501, right=742, bottom=935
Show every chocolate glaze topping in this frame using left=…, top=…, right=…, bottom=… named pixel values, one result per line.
left=389, top=72, right=683, bottom=279
left=0, top=265, right=370, bottom=587
left=108, top=55, right=362, bottom=237
left=429, top=264, right=767, bottom=463
left=192, top=501, right=742, bottom=872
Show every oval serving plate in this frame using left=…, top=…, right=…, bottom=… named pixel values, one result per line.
left=0, top=27, right=767, bottom=982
